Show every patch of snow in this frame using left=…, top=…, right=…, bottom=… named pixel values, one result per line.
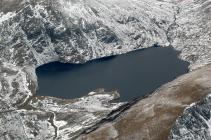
left=54, top=120, right=67, bottom=128
left=207, top=118, right=211, bottom=137
left=88, top=91, right=96, bottom=95
left=0, top=12, right=16, bottom=24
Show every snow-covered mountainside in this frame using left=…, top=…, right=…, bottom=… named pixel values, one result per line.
left=0, top=88, right=124, bottom=140
left=0, top=0, right=211, bottom=139
left=170, top=94, right=211, bottom=140
left=0, top=0, right=175, bottom=66
left=169, top=0, right=211, bottom=70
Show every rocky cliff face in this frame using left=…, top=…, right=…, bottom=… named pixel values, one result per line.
left=0, top=0, right=211, bottom=139
left=0, top=0, right=175, bottom=66
left=170, top=94, right=211, bottom=140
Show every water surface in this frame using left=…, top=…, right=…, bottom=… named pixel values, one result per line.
left=36, top=47, right=189, bottom=101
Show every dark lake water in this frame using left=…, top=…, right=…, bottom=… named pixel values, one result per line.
left=36, top=47, right=189, bottom=101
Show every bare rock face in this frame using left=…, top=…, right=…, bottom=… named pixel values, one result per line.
left=78, top=65, right=211, bottom=140
left=0, top=0, right=211, bottom=140
left=170, top=95, right=211, bottom=140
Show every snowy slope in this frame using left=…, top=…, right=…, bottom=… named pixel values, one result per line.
left=0, top=0, right=175, bottom=66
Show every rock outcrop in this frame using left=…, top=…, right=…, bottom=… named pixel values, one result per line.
left=170, top=94, right=211, bottom=140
